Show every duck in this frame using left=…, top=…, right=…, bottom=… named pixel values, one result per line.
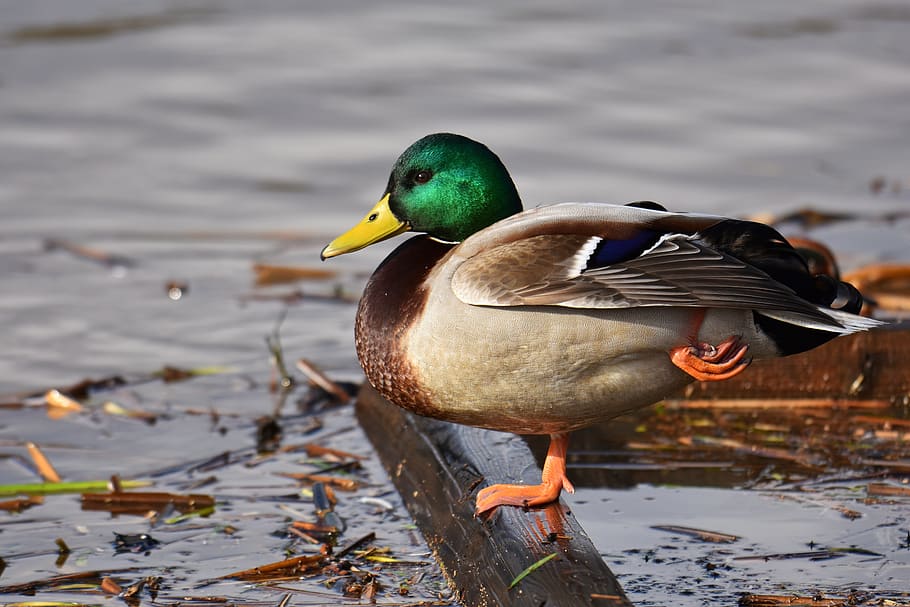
left=321, top=133, right=881, bottom=515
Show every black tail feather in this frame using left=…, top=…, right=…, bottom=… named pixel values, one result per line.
left=697, top=218, right=869, bottom=355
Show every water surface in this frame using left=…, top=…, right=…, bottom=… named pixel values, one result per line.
left=2, top=2, right=909, bottom=605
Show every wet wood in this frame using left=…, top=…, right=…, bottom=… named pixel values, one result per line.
left=866, top=482, right=910, bottom=497
left=677, top=324, right=910, bottom=402
left=356, top=384, right=634, bottom=607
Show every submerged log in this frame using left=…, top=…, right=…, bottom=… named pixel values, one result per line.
left=356, top=384, right=633, bottom=607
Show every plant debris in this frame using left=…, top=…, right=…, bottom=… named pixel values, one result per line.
left=275, top=471, right=361, bottom=491
left=651, top=524, right=739, bottom=543
left=0, top=478, right=152, bottom=497
left=0, top=495, right=43, bottom=512
left=44, top=389, right=84, bottom=415
left=296, top=359, right=352, bottom=404
left=82, top=490, right=216, bottom=516
left=25, top=442, right=61, bottom=482
left=253, top=263, right=336, bottom=286
left=508, top=552, right=558, bottom=589
left=43, top=238, right=135, bottom=268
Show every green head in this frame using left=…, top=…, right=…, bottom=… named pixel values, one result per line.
left=321, top=133, right=522, bottom=259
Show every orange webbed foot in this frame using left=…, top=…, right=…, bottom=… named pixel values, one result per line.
left=475, top=476, right=575, bottom=515
left=475, top=433, right=574, bottom=515
left=670, top=334, right=751, bottom=381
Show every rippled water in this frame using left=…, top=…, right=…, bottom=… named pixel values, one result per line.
left=2, top=1, right=909, bottom=605
left=3, top=0, right=910, bottom=391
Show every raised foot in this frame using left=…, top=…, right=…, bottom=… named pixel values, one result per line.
left=670, top=335, right=751, bottom=382
left=474, top=433, right=574, bottom=516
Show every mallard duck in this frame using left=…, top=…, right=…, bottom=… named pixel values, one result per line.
left=322, top=133, right=880, bottom=514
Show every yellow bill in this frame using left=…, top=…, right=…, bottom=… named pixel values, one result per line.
left=320, top=194, right=410, bottom=260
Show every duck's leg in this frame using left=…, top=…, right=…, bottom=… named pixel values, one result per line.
left=669, top=309, right=751, bottom=381
left=475, top=433, right=574, bottom=515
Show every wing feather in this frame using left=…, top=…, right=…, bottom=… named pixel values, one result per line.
left=452, top=230, right=843, bottom=328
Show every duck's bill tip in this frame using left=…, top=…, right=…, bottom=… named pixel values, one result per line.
left=320, top=194, right=409, bottom=260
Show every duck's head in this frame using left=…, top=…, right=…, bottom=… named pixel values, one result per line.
left=321, top=133, right=522, bottom=259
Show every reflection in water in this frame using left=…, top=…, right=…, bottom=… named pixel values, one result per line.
left=530, top=402, right=909, bottom=490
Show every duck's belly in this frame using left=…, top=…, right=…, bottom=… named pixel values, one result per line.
left=402, top=297, right=775, bottom=434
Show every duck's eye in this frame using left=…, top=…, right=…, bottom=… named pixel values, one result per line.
left=414, top=170, right=432, bottom=184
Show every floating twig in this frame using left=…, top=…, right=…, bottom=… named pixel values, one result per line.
left=733, top=550, right=850, bottom=562
left=739, top=593, right=848, bottom=606
left=651, top=524, right=739, bottom=543
left=296, top=359, right=351, bottom=403
left=0, top=568, right=140, bottom=594
left=851, top=415, right=910, bottom=429
left=859, top=458, right=910, bottom=470
left=335, top=532, right=376, bottom=559
left=685, top=435, right=820, bottom=468
left=290, top=520, right=338, bottom=535
left=0, top=496, right=43, bottom=512
left=44, top=238, right=135, bottom=268
left=153, top=364, right=233, bottom=383
left=82, top=491, right=215, bottom=515
left=287, top=525, right=321, bottom=545
left=866, top=482, right=910, bottom=497
left=295, top=442, right=366, bottom=461
left=239, top=288, right=358, bottom=305
left=26, top=442, right=61, bottom=482
left=253, top=263, right=336, bottom=286
left=102, top=401, right=157, bottom=423
left=275, top=472, right=360, bottom=491
left=220, top=554, right=326, bottom=582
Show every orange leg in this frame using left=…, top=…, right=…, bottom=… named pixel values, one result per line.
left=475, top=433, right=574, bottom=515
left=669, top=309, right=752, bottom=382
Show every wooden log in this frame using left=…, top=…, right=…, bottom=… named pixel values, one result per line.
left=355, top=384, right=633, bottom=607
left=677, top=324, right=910, bottom=402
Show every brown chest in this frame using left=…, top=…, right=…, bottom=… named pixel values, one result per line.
left=354, top=236, right=453, bottom=417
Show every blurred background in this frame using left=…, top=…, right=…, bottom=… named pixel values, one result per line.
left=2, top=0, right=908, bottom=393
